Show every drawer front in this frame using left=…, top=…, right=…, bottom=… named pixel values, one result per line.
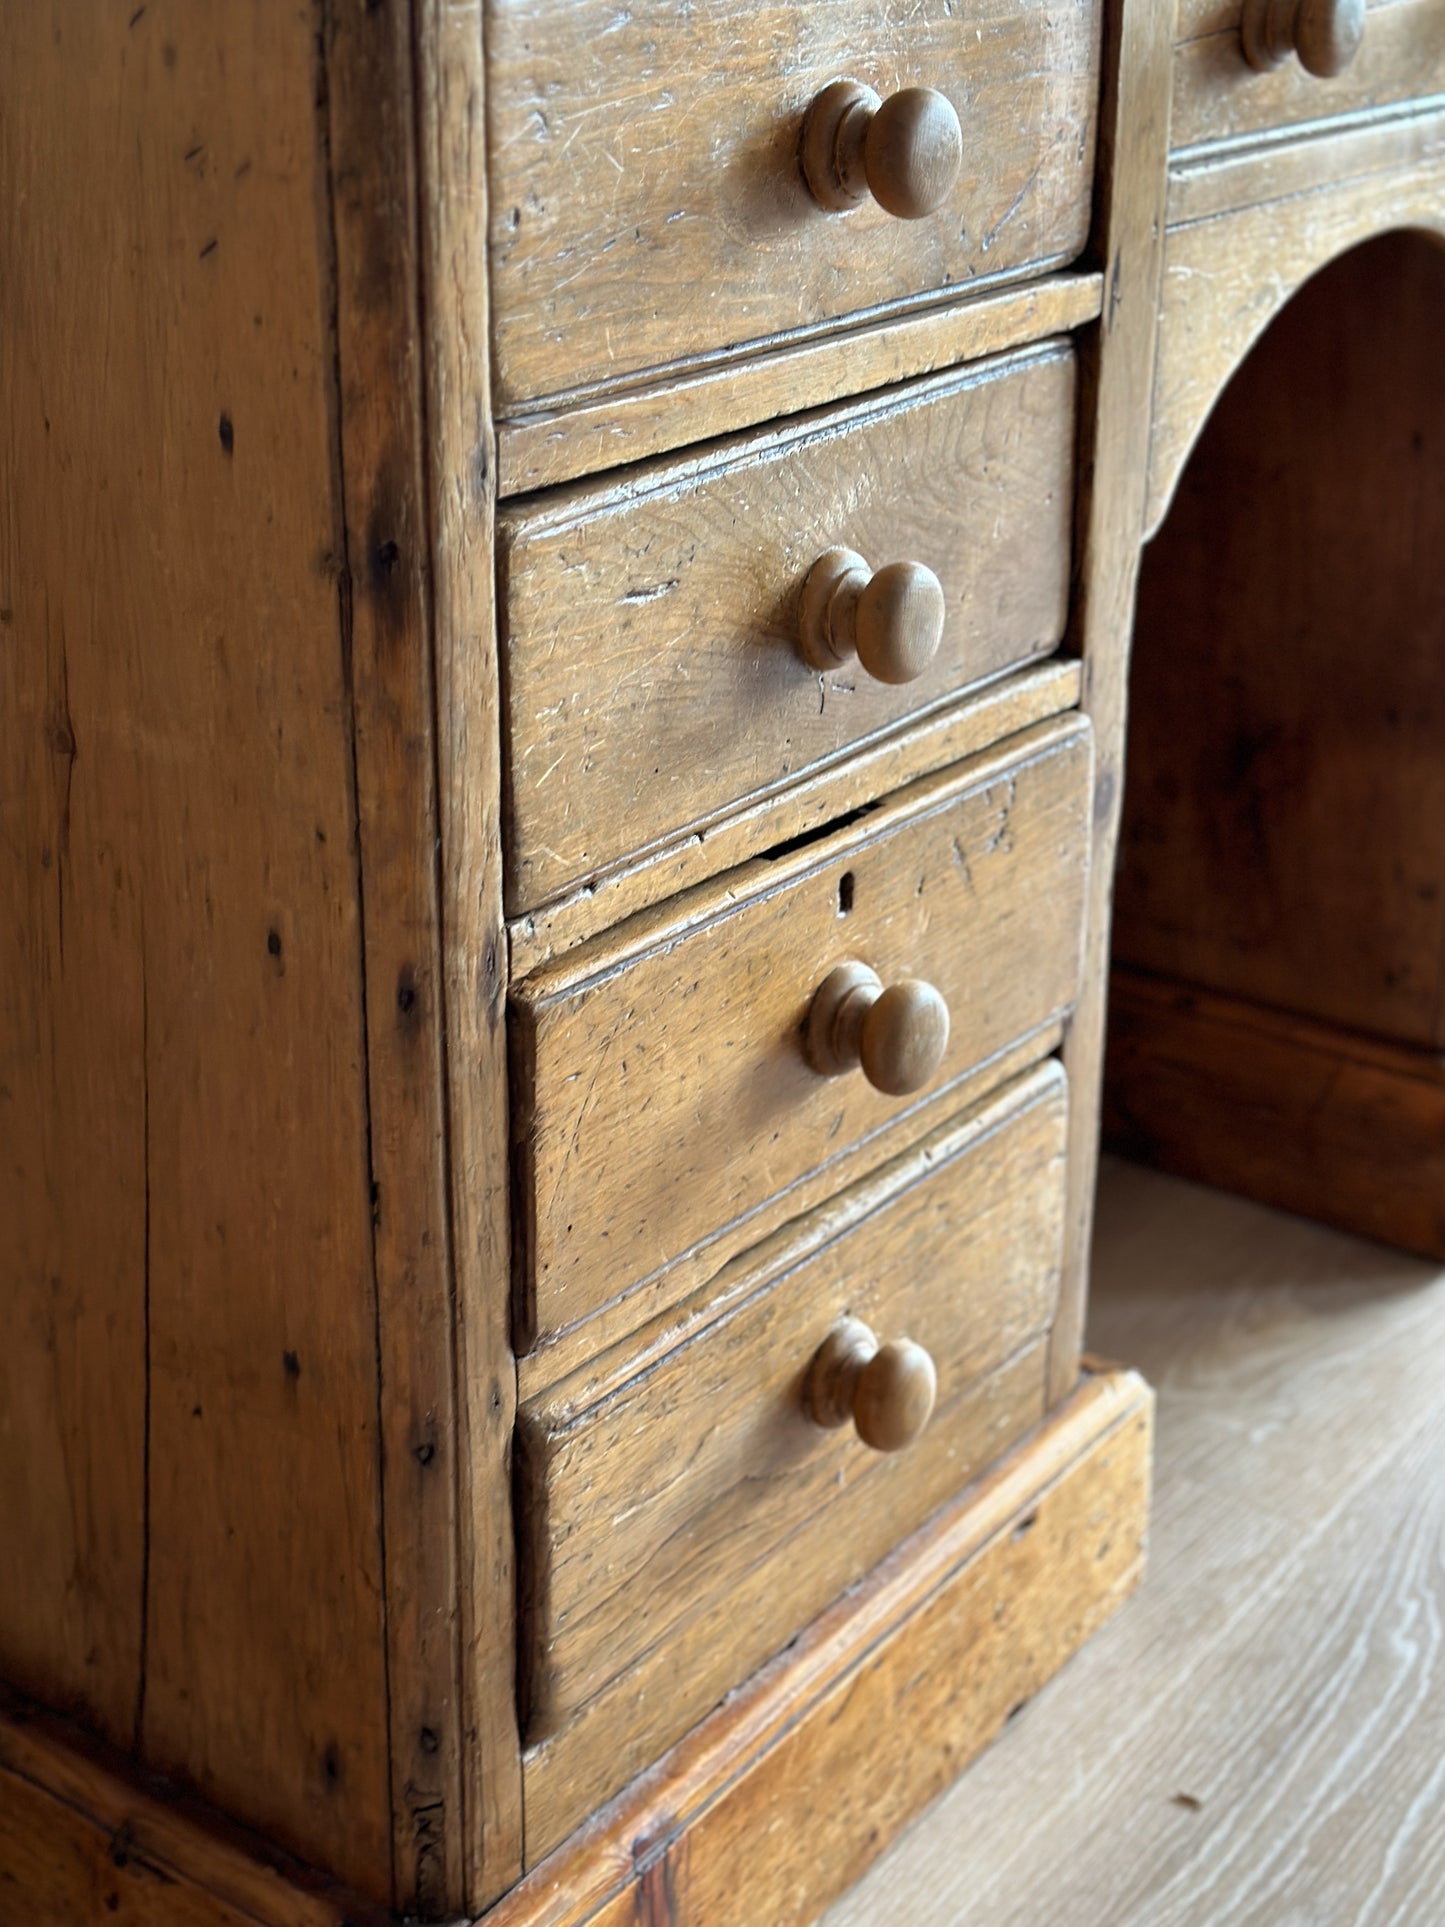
left=517, top=1061, right=1068, bottom=1861
left=487, top=2, right=1103, bottom=408
left=501, top=343, right=1076, bottom=915
left=511, top=714, right=1092, bottom=1349
left=1173, top=1, right=1445, bottom=152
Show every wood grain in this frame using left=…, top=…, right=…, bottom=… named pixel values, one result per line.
left=500, top=343, right=1077, bottom=912
left=512, top=717, right=1093, bottom=1352
left=0, top=1692, right=387, bottom=1927
left=484, top=0, right=1103, bottom=407
left=323, top=4, right=465, bottom=1910
left=1165, top=90, right=1445, bottom=223
left=0, top=1771, right=260, bottom=1927
left=0, top=0, right=149, bottom=1745
left=0, top=1372, right=1150, bottom=1927
left=1048, top=0, right=1176, bottom=1406
left=828, top=1159, right=1445, bottom=1925
left=506, top=660, right=1082, bottom=978
left=1119, top=232, right=1445, bottom=1054
left=1147, top=124, right=1445, bottom=537
left=495, top=273, right=1103, bottom=497
left=1172, top=0, right=1445, bottom=154
left=1104, top=969, right=1445, bottom=1258
left=519, top=1065, right=1067, bottom=1857
left=485, top=1367, right=1151, bottom=1926
left=517, top=1020, right=1067, bottom=1404
left=0, top=0, right=396, bottom=1897
left=412, top=0, right=526, bottom=1908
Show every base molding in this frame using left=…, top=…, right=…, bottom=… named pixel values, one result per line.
left=0, top=1692, right=385, bottom=1927
left=1105, top=967, right=1445, bottom=1259
left=0, top=1370, right=1151, bottom=1927
left=486, top=1367, right=1152, bottom=1927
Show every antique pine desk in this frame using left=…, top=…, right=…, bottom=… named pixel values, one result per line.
left=2, top=2, right=1441, bottom=1922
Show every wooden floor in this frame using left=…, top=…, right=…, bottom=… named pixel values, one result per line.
left=825, top=1156, right=1445, bottom=1927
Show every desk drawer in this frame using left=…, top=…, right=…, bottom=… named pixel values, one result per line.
left=1172, top=1, right=1445, bottom=153
left=487, top=1, right=1103, bottom=408
left=501, top=342, right=1076, bottom=916
left=517, top=1060, right=1068, bottom=1859
left=510, top=714, right=1092, bottom=1351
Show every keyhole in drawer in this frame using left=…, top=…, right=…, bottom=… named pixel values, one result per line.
left=838, top=870, right=856, bottom=917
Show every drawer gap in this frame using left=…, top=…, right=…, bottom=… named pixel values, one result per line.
left=758, top=801, right=879, bottom=866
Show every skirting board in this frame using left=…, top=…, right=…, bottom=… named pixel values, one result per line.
left=1105, top=967, right=1445, bottom=1260
left=0, top=1370, right=1152, bottom=1927
left=0, top=1693, right=387, bottom=1927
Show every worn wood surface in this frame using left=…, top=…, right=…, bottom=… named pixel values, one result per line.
left=485, top=1367, right=1150, bottom=1927
left=0, top=1692, right=388, bottom=1927
left=1, top=0, right=150, bottom=1751
left=0, top=1372, right=1149, bottom=1927
left=517, top=1020, right=1066, bottom=1404
left=0, top=1769, right=261, bottom=1927
left=506, top=660, right=1082, bottom=976
left=24, top=1149, right=1445, bottom=1926
left=1119, top=231, right=1445, bottom=1053
left=412, top=0, right=525, bottom=1909
left=1166, top=90, right=1445, bottom=222
left=519, top=1066, right=1067, bottom=1858
left=323, top=4, right=468, bottom=1911
left=0, top=1, right=405, bottom=1898
left=500, top=343, right=1077, bottom=913
left=1172, top=0, right=1445, bottom=154
left=512, top=717, right=1093, bottom=1353
left=1147, top=118, right=1445, bottom=536
left=829, top=1158, right=1445, bottom=1925
left=496, top=273, right=1102, bottom=497
left=484, top=0, right=1103, bottom=408
left=1050, top=0, right=1176, bottom=1407
left=1104, top=970, right=1445, bottom=1258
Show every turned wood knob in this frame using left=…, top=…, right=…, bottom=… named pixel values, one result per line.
left=1241, top=0, right=1366, bottom=76
left=799, top=548, right=945, bottom=685
left=806, top=1317, right=938, bottom=1453
left=805, top=962, right=950, bottom=1097
left=802, top=80, right=963, bottom=220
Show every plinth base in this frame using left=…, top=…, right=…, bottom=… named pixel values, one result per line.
left=0, top=1368, right=1152, bottom=1927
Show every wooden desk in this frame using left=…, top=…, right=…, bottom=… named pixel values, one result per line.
left=1, top=2, right=1439, bottom=1920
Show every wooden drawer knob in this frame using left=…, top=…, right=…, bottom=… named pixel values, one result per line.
left=806, top=1317, right=938, bottom=1453
left=805, top=961, right=950, bottom=1097
left=1241, top=0, right=1365, bottom=76
left=799, top=548, right=945, bottom=685
left=802, top=80, right=963, bottom=221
